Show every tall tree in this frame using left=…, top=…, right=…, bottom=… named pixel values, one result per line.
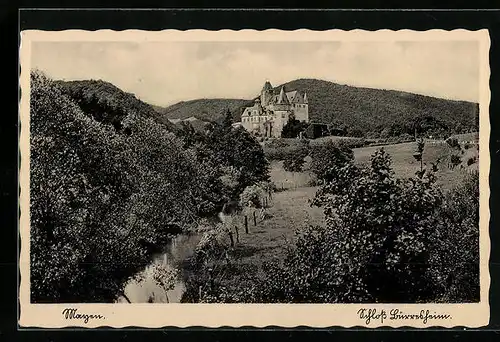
left=222, top=108, right=233, bottom=130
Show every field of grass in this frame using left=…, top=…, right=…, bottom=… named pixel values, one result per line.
left=269, top=160, right=314, bottom=190
left=353, top=139, right=479, bottom=190
left=450, top=132, right=479, bottom=143
left=212, top=186, right=325, bottom=294
left=308, top=135, right=365, bottom=145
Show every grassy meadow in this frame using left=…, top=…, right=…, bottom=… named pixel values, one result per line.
left=353, top=138, right=479, bottom=190
left=215, top=186, right=325, bottom=294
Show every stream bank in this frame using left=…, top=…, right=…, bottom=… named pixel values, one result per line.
left=116, top=232, right=202, bottom=303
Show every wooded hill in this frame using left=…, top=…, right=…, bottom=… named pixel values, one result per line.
left=154, top=98, right=253, bottom=123
left=55, top=79, right=176, bottom=130
left=276, top=79, right=478, bottom=137
left=155, top=78, right=479, bottom=138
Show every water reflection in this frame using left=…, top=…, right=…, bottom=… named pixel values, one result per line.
left=116, top=233, right=201, bottom=303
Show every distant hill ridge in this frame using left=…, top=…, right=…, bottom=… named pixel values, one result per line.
left=155, top=78, right=479, bottom=136
left=154, top=98, right=253, bottom=123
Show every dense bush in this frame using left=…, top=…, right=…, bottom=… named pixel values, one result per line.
left=203, top=112, right=270, bottom=198
left=281, top=117, right=309, bottom=138
left=428, top=171, right=479, bottom=302
left=282, top=146, right=309, bottom=172
left=450, top=154, right=462, bottom=169
left=239, top=184, right=267, bottom=208
left=309, top=140, right=354, bottom=183
left=173, top=110, right=270, bottom=214
left=467, top=157, right=477, bottom=166
left=446, top=137, right=460, bottom=149
left=264, top=138, right=311, bottom=161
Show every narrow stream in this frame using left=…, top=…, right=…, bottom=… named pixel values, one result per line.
left=116, top=233, right=202, bottom=303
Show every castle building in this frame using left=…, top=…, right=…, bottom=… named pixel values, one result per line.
left=240, top=80, right=309, bottom=138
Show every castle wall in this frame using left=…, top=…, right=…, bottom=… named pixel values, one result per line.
left=293, top=104, right=309, bottom=122
left=272, top=110, right=290, bottom=138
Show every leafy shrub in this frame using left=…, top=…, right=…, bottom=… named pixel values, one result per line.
left=467, top=157, right=477, bottom=166
left=180, top=111, right=271, bottom=214
left=257, top=180, right=277, bottom=194
left=281, top=117, right=309, bottom=138
left=428, top=171, right=479, bottom=302
left=310, top=140, right=354, bottom=183
left=205, top=119, right=270, bottom=198
left=446, top=137, right=460, bottom=149
left=282, top=146, right=309, bottom=172
left=260, top=148, right=446, bottom=303
left=263, top=138, right=289, bottom=149
left=264, top=138, right=310, bottom=162
left=239, top=184, right=266, bottom=208
left=450, top=154, right=462, bottom=169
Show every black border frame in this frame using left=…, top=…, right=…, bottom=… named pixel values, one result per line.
left=3, top=5, right=499, bottom=341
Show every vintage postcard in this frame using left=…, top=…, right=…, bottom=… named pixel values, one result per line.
left=19, top=28, right=490, bottom=328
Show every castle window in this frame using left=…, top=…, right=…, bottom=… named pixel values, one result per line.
left=282, top=113, right=285, bottom=118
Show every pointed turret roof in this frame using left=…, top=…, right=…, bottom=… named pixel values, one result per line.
left=262, top=80, right=273, bottom=92
left=276, top=86, right=290, bottom=105
left=303, top=92, right=308, bottom=104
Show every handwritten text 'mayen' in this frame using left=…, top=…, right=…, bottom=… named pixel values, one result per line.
left=62, top=308, right=105, bottom=324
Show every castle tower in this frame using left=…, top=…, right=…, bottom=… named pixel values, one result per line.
left=261, top=80, right=273, bottom=106
left=303, top=92, right=308, bottom=104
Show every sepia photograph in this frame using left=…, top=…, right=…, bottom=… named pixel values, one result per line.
left=19, top=28, right=490, bottom=328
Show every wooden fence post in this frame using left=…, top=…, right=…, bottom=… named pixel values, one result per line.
left=208, top=268, right=214, bottom=291
left=244, top=215, right=249, bottom=234
left=253, top=211, right=257, bottom=226
left=235, top=226, right=239, bottom=243
left=228, top=230, right=234, bottom=247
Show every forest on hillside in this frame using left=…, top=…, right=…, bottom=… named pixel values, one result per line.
left=154, top=98, right=252, bottom=123
left=276, top=78, right=479, bottom=138
left=156, top=78, right=479, bottom=139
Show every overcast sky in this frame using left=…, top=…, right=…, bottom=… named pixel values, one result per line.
left=31, top=40, right=479, bottom=106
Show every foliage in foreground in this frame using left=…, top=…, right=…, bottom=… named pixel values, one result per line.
left=30, top=72, right=270, bottom=303
left=192, top=144, right=479, bottom=303
left=30, top=71, right=207, bottom=302
left=264, top=148, right=479, bottom=303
